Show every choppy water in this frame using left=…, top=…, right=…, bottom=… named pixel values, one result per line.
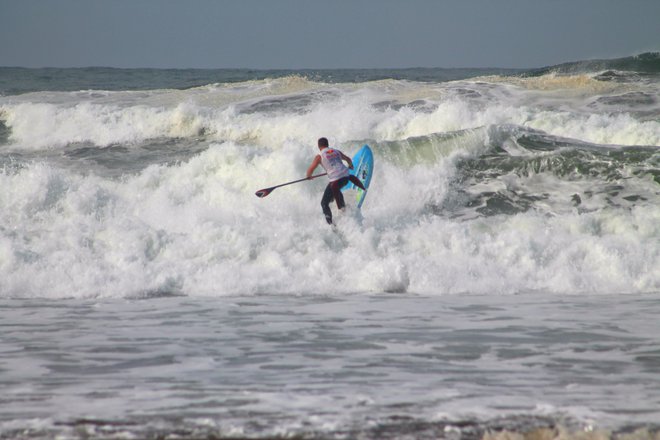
left=2, top=294, right=660, bottom=439
left=0, top=53, right=659, bottom=439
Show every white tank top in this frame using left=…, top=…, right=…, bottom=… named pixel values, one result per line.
left=319, top=148, right=349, bottom=182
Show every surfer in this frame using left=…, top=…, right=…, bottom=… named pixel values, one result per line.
left=307, top=137, right=366, bottom=225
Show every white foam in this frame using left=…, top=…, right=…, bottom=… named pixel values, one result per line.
left=0, top=137, right=657, bottom=299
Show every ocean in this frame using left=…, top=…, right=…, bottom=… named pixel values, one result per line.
left=0, top=53, right=659, bottom=439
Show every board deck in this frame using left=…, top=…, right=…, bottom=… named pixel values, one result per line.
left=343, top=144, right=374, bottom=209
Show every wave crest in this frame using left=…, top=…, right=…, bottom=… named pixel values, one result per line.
left=525, top=52, right=660, bottom=77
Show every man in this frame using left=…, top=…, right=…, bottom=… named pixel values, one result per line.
left=307, top=137, right=366, bottom=225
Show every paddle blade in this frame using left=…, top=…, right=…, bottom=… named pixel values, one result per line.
left=255, top=187, right=274, bottom=198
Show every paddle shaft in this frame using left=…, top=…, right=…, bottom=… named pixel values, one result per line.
left=255, top=173, right=327, bottom=198
left=270, top=173, right=327, bottom=190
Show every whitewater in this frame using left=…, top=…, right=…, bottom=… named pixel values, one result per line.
left=0, top=54, right=659, bottom=439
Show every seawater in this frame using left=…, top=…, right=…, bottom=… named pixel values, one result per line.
left=2, top=294, right=660, bottom=439
left=0, top=54, right=659, bottom=439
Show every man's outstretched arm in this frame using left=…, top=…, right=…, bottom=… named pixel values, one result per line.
left=306, top=155, right=322, bottom=178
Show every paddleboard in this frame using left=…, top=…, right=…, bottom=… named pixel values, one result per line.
left=343, top=144, right=374, bottom=209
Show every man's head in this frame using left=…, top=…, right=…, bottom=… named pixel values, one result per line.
left=317, top=137, right=329, bottom=149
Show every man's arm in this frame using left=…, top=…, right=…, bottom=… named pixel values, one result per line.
left=306, top=155, right=321, bottom=178
left=340, top=152, right=354, bottom=169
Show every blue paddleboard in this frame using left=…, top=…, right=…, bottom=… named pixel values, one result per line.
left=343, top=144, right=374, bottom=209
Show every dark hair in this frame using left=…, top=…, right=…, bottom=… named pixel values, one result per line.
left=318, top=137, right=329, bottom=147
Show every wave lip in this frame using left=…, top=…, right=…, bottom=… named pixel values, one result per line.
left=524, top=52, right=660, bottom=77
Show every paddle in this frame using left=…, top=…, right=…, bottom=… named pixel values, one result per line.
left=255, top=173, right=327, bottom=198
